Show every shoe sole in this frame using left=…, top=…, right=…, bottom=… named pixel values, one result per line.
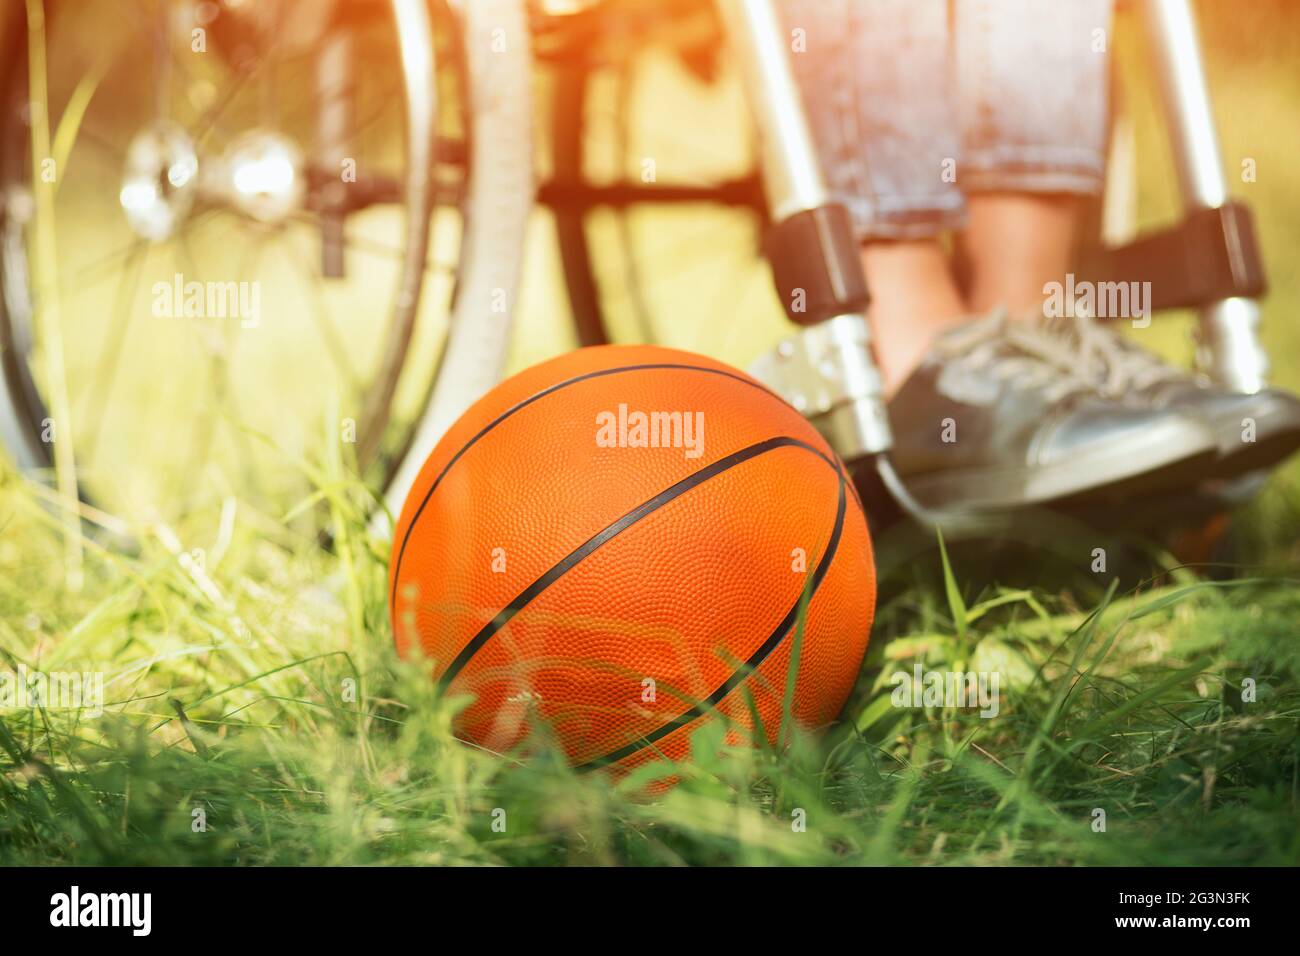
left=1208, top=402, right=1300, bottom=479
left=902, top=418, right=1220, bottom=511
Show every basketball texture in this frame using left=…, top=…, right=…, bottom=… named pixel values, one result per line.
left=389, top=345, right=875, bottom=773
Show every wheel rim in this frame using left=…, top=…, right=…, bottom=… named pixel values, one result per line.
left=545, top=7, right=784, bottom=362
left=0, top=0, right=470, bottom=522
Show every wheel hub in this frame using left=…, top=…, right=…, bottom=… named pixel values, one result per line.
left=221, top=129, right=305, bottom=226
left=118, top=123, right=307, bottom=238
left=118, top=121, right=199, bottom=241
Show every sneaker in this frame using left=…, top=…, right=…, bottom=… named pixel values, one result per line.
left=888, top=311, right=1222, bottom=511
left=1044, top=310, right=1300, bottom=479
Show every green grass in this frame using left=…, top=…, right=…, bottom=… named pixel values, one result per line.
left=1, top=463, right=1297, bottom=866
left=3, top=0, right=1300, bottom=868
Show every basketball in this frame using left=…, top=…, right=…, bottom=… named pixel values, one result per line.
left=389, top=344, right=875, bottom=772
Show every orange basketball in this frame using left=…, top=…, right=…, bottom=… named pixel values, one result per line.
left=389, top=344, right=875, bottom=773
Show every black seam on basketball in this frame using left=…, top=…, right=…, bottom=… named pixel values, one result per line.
left=435, top=436, right=841, bottom=692
left=390, top=361, right=805, bottom=616
left=573, top=477, right=848, bottom=772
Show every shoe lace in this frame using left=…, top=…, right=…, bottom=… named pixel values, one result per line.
left=932, top=310, right=1103, bottom=404
left=1045, top=308, right=1186, bottom=398
left=933, top=308, right=1187, bottom=404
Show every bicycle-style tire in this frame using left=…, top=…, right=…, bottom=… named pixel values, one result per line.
left=542, top=10, right=778, bottom=362
left=379, top=0, right=535, bottom=523
left=0, top=0, right=533, bottom=532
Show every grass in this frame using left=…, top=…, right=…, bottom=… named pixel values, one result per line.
left=1, top=461, right=1297, bottom=866
left=2, top=0, right=1300, bottom=867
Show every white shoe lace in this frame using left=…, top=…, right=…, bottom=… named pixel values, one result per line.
left=933, top=310, right=1103, bottom=403
left=931, top=307, right=1187, bottom=404
left=1043, top=308, right=1187, bottom=398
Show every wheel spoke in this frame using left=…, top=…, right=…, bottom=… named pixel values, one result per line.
left=276, top=229, right=363, bottom=396
left=71, top=122, right=128, bottom=160
left=78, top=240, right=149, bottom=455
left=31, top=210, right=219, bottom=305
left=107, top=0, right=207, bottom=124
left=2, top=0, right=467, bottom=518
left=171, top=230, right=263, bottom=502
left=149, top=0, right=174, bottom=120
left=288, top=211, right=459, bottom=273
left=188, top=26, right=288, bottom=147
left=257, top=0, right=287, bottom=129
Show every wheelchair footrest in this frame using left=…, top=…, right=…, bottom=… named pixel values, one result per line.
left=1080, top=201, right=1266, bottom=315
left=749, top=313, right=891, bottom=463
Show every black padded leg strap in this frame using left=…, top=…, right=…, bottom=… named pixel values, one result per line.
left=765, top=204, right=870, bottom=325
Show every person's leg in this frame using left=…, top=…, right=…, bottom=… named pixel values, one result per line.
left=948, top=0, right=1300, bottom=485
left=954, top=0, right=1111, bottom=318
left=959, top=192, right=1082, bottom=316
left=861, top=240, right=966, bottom=395
left=781, top=0, right=966, bottom=395
left=779, top=0, right=1233, bottom=512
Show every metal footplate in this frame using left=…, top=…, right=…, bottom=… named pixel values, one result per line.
left=717, top=0, right=894, bottom=464
left=749, top=313, right=891, bottom=464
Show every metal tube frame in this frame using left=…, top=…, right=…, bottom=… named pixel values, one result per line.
left=715, top=0, right=894, bottom=461
left=1141, top=0, right=1269, bottom=392
left=713, top=0, right=830, bottom=221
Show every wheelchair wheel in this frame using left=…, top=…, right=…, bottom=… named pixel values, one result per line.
left=0, top=0, right=532, bottom=526
left=542, top=3, right=787, bottom=367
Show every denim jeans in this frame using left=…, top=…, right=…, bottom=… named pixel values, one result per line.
left=779, top=0, right=1114, bottom=239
